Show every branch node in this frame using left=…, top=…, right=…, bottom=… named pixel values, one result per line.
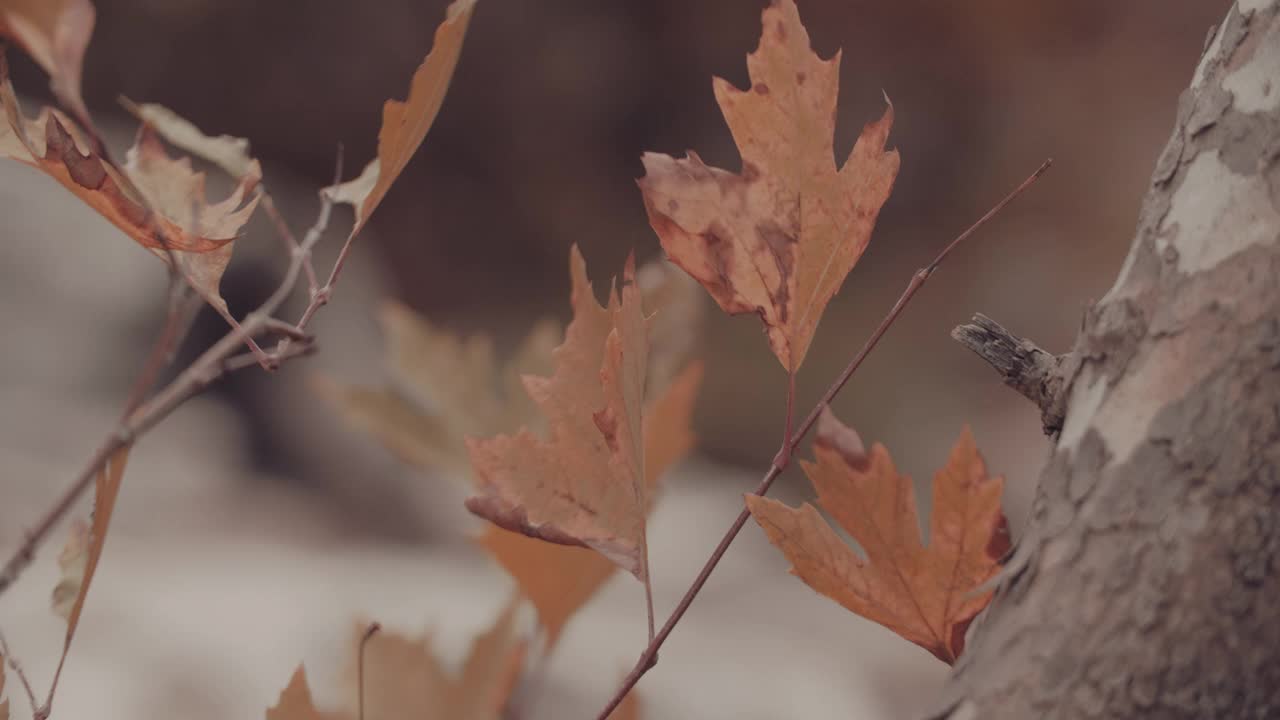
left=951, top=313, right=1072, bottom=435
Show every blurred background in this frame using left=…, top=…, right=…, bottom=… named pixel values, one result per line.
left=0, top=0, right=1230, bottom=718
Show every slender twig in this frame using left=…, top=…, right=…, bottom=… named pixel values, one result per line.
left=287, top=145, right=348, bottom=333
left=261, top=191, right=321, bottom=294
left=592, top=159, right=1052, bottom=720
left=358, top=622, right=382, bottom=720
left=119, top=285, right=203, bottom=417
left=0, top=157, right=341, bottom=600
left=0, top=629, right=40, bottom=717
left=265, top=146, right=345, bottom=365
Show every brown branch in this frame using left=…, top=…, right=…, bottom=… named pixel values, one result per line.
left=0, top=153, right=339, bottom=600
left=951, top=313, right=1073, bottom=435
left=592, top=159, right=1053, bottom=720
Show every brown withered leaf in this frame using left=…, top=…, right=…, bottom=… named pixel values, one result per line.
left=123, top=99, right=259, bottom=181
left=638, top=0, right=899, bottom=375
left=55, top=447, right=131, bottom=661
left=321, top=252, right=697, bottom=482
left=356, top=597, right=522, bottom=720
left=478, top=361, right=702, bottom=648
left=466, top=245, right=652, bottom=579
left=316, top=306, right=558, bottom=479
left=327, top=0, right=475, bottom=237
left=0, top=0, right=93, bottom=129
left=124, top=124, right=261, bottom=314
left=746, top=409, right=1009, bottom=664
left=0, top=55, right=258, bottom=261
left=266, top=667, right=342, bottom=720
left=268, top=600, right=522, bottom=720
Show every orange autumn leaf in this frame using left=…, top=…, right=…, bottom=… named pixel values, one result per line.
left=269, top=600, right=522, bottom=720
left=746, top=409, right=1009, bottom=664
left=327, top=0, right=475, bottom=237
left=466, top=245, right=651, bottom=580
left=266, top=668, right=333, bottom=720
left=0, top=54, right=258, bottom=258
left=638, top=0, right=899, bottom=375
left=357, top=600, right=522, bottom=720
left=0, top=0, right=93, bottom=129
left=478, top=361, right=701, bottom=648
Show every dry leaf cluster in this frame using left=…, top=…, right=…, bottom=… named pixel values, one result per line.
left=0, top=0, right=1021, bottom=717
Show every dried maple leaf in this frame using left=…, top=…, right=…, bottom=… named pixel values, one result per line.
left=465, top=245, right=652, bottom=579
left=326, top=0, right=475, bottom=237
left=357, top=597, right=522, bottom=720
left=0, top=0, right=93, bottom=129
left=638, top=0, right=899, bottom=375
left=477, top=360, right=701, bottom=648
left=746, top=409, right=1010, bottom=664
left=317, top=304, right=558, bottom=479
left=266, top=668, right=336, bottom=720
left=124, top=124, right=261, bottom=314
left=269, top=600, right=522, bottom=720
left=0, top=54, right=259, bottom=264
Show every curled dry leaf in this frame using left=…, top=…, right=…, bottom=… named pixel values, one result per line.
left=478, top=360, right=702, bottom=648
left=746, top=409, right=1010, bottom=664
left=638, top=0, right=899, bottom=375
left=123, top=99, right=259, bottom=181
left=269, top=599, right=522, bottom=720
left=54, top=447, right=130, bottom=659
left=465, top=245, right=652, bottom=578
left=51, top=517, right=89, bottom=620
left=0, top=54, right=259, bottom=265
left=124, top=124, right=261, bottom=314
left=0, top=0, right=94, bottom=129
left=326, top=0, right=476, bottom=237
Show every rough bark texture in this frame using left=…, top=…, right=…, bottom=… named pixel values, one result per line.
left=933, top=1, right=1280, bottom=717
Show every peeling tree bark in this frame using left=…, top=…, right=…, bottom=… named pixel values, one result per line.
left=932, top=1, right=1280, bottom=718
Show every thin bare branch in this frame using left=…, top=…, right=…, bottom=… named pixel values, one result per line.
left=0, top=154, right=341, bottom=600
left=0, top=629, right=40, bottom=718
left=592, top=159, right=1052, bottom=720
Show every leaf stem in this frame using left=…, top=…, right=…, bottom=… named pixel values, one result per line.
left=592, top=159, right=1051, bottom=720
left=358, top=622, right=382, bottom=720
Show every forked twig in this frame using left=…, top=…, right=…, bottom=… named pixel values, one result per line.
left=0, top=147, right=344, bottom=601
left=592, top=159, right=1052, bottom=720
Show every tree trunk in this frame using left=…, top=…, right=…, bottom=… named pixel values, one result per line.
left=933, top=1, right=1280, bottom=717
